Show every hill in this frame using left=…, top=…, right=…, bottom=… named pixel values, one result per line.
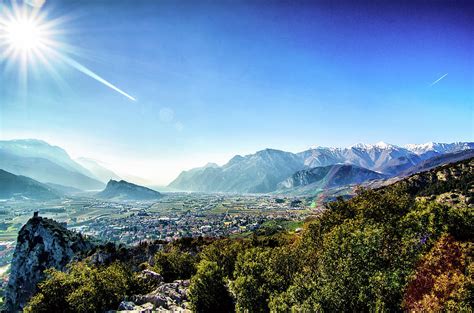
left=402, top=149, right=474, bottom=176
left=278, top=164, right=386, bottom=192
left=0, top=169, right=59, bottom=200
left=96, top=180, right=162, bottom=200
left=389, top=155, right=473, bottom=205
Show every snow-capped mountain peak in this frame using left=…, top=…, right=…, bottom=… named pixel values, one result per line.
left=350, top=141, right=397, bottom=150
left=405, top=142, right=474, bottom=155
left=170, top=141, right=473, bottom=193
left=405, top=142, right=436, bottom=152
left=374, top=141, right=396, bottom=149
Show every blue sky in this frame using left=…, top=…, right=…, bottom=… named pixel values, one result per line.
left=0, top=0, right=473, bottom=184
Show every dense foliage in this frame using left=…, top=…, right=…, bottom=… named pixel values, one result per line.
left=153, top=247, right=198, bottom=282
left=24, top=161, right=473, bottom=312
left=188, top=260, right=234, bottom=313
left=186, top=185, right=472, bottom=312
left=24, top=262, right=139, bottom=313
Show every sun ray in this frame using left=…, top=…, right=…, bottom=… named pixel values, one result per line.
left=58, top=53, right=137, bottom=101
left=0, top=2, right=136, bottom=102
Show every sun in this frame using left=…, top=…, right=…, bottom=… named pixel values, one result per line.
left=4, top=18, right=43, bottom=52
left=0, top=2, right=136, bottom=101
left=0, top=3, right=57, bottom=70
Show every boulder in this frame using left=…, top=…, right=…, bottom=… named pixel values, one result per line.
left=131, top=279, right=191, bottom=311
left=138, top=269, right=164, bottom=287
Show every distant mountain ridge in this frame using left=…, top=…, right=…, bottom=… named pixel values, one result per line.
left=169, top=141, right=473, bottom=193
left=97, top=180, right=162, bottom=200
left=0, top=139, right=104, bottom=190
left=0, top=169, right=59, bottom=200
left=0, top=139, right=92, bottom=176
left=169, top=149, right=304, bottom=193
left=75, top=157, right=121, bottom=183
left=278, top=164, right=386, bottom=191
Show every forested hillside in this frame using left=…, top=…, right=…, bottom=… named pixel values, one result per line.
left=20, top=158, right=474, bottom=312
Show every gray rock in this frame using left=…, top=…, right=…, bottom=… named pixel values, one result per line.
left=5, top=215, right=95, bottom=312
left=117, top=301, right=154, bottom=312
left=138, top=269, right=164, bottom=287
left=131, top=279, right=190, bottom=311
left=118, top=301, right=138, bottom=310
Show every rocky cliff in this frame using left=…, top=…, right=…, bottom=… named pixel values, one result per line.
left=5, top=214, right=95, bottom=312
left=96, top=179, right=162, bottom=201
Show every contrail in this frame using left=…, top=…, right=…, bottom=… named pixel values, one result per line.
left=58, top=53, right=137, bottom=101
left=430, top=73, right=448, bottom=86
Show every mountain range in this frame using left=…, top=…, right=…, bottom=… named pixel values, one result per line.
left=1, top=139, right=472, bottom=196
left=75, top=157, right=121, bottom=183
left=169, top=141, right=473, bottom=194
left=0, top=139, right=119, bottom=191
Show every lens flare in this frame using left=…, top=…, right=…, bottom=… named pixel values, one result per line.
left=0, top=2, right=136, bottom=101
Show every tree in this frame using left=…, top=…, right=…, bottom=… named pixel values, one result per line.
left=188, top=260, right=234, bottom=313
left=153, top=247, right=198, bottom=281
left=24, top=262, right=133, bottom=313
left=403, top=234, right=472, bottom=312
left=200, top=238, right=247, bottom=279
left=231, top=246, right=298, bottom=313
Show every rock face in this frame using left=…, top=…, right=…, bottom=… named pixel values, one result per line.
left=96, top=179, right=162, bottom=201
left=5, top=215, right=95, bottom=312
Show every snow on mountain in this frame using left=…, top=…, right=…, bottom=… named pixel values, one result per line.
left=299, top=142, right=417, bottom=171
left=349, top=141, right=396, bottom=150
left=405, top=142, right=474, bottom=158
left=169, top=141, right=473, bottom=193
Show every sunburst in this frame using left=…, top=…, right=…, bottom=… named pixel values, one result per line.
left=0, top=2, right=136, bottom=101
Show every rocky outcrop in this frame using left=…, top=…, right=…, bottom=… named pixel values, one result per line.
left=96, top=180, right=162, bottom=201
left=5, top=214, right=95, bottom=312
left=117, top=279, right=191, bottom=312
left=137, top=269, right=164, bottom=286
left=118, top=301, right=154, bottom=312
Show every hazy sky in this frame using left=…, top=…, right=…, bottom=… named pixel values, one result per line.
left=1, top=0, right=473, bottom=184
